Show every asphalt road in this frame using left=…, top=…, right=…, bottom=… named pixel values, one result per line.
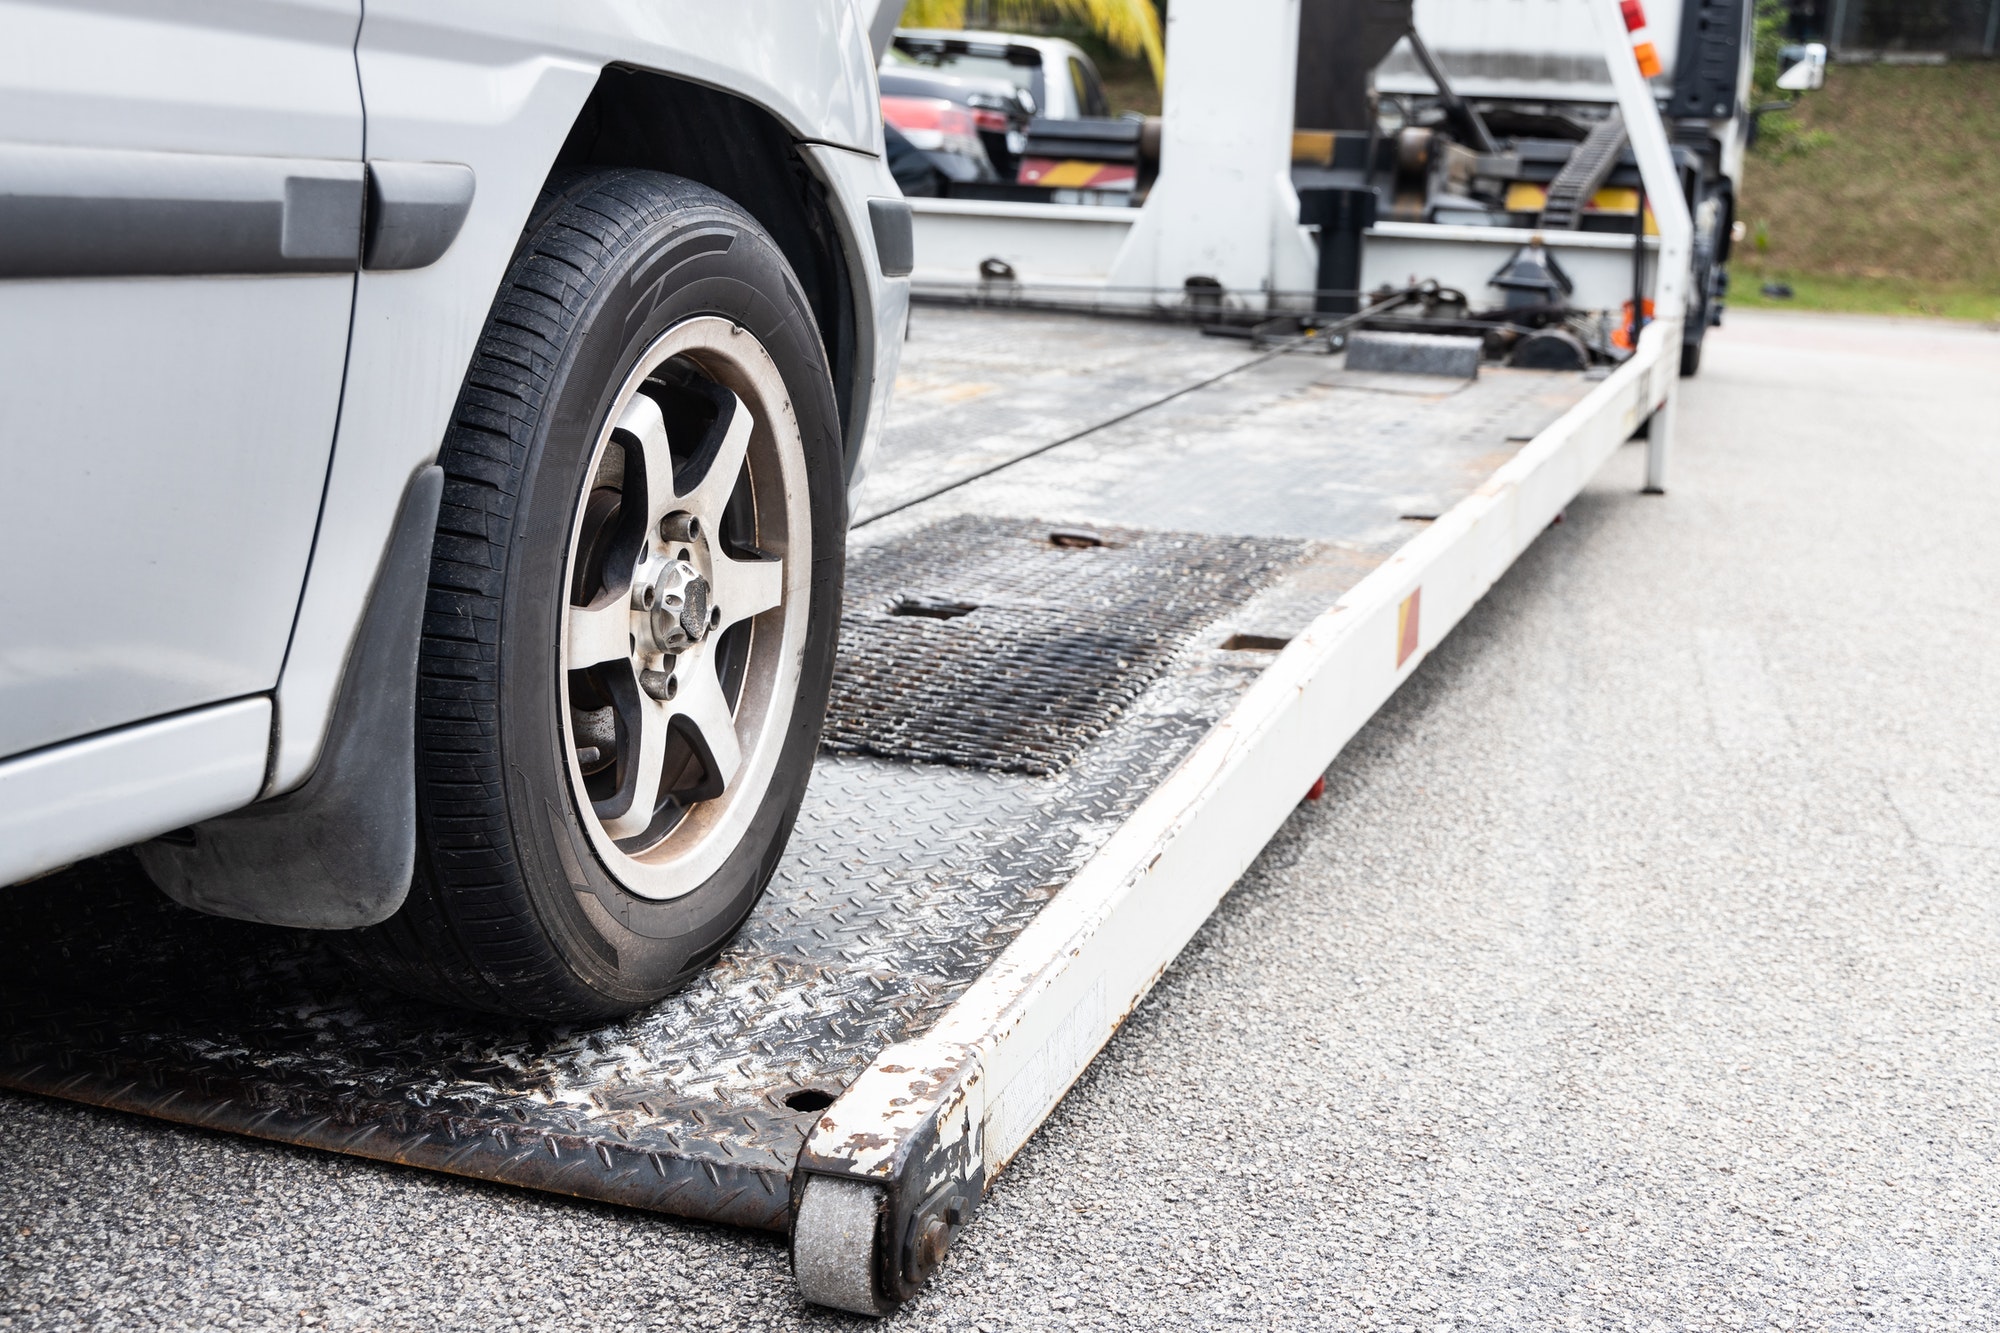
left=4, top=310, right=1998, bottom=1331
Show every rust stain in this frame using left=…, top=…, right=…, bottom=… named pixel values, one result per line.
left=841, top=1131, right=894, bottom=1154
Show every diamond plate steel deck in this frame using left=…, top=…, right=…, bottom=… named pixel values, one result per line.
left=825, top=515, right=1308, bottom=775
left=0, top=307, right=1595, bottom=1230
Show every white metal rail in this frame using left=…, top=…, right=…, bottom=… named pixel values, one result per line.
left=793, top=313, right=1678, bottom=1313
left=791, top=0, right=1694, bottom=1310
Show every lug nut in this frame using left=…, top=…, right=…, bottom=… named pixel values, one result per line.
left=915, top=1217, right=950, bottom=1275
left=660, top=512, right=701, bottom=543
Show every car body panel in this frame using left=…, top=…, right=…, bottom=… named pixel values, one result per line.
left=0, top=697, right=272, bottom=889
left=352, top=0, right=883, bottom=154
left=0, top=0, right=364, bottom=157
left=0, top=0, right=363, bottom=759
left=799, top=142, right=910, bottom=498
left=268, top=1, right=902, bottom=794
left=266, top=21, right=601, bottom=792
left=1, top=0, right=904, bottom=882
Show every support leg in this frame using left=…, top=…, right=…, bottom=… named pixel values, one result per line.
left=1644, top=385, right=1675, bottom=494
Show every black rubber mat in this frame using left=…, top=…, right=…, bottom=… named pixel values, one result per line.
left=823, top=516, right=1308, bottom=775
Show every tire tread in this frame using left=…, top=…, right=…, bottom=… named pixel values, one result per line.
left=340, top=169, right=809, bottom=1018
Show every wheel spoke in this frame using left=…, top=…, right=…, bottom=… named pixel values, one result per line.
left=567, top=596, right=632, bottom=670
left=708, top=549, right=783, bottom=631
left=613, top=390, right=677, bottom=522
left=669, top=663, right=743, bottom=790
left=680, top=391, right=754, bottom=525
left=598, top=689, right=671, bottom=840
left=560, top=321, right=806, bottom=884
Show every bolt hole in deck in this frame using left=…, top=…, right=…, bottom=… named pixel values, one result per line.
left=889, top=596, right=979, bottom=620
left=1219, top=633, right=1293, bottom=653
left=783, top=1088, right=837, bottom=1113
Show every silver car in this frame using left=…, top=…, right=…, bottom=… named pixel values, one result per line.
left=0, top=0, right=911, bottom=1019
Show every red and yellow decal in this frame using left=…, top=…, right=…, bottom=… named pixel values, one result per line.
left=1017, top=159, right=1137, bottom=190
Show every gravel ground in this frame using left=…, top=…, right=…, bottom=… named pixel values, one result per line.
left=4, top=311, right=1998, bottom=1331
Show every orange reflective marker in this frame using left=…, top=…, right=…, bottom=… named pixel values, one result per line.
left=1612, top=297, right=1657, bottom=351
left=1397, top=588, right=1422, bottom=668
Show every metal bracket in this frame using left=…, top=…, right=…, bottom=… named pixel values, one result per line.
left=790, top=1038, right=987, bottom=1314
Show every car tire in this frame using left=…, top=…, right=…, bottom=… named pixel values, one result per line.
left=339, top=168, right=845, bottom=1020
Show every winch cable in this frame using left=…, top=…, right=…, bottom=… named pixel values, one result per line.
left=850, top=344, right=1291, bottom=528
left=853, top=290, right=1422, bottom=529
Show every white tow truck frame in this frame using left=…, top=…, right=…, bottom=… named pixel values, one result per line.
left=792, top=0, right=1688, bottom=1309
left=900, top=0, right=1691, bottom=338
left=0, top=0, right=1691, bottom=1315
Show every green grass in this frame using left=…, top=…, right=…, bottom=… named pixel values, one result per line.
left=1095, top=50, right=1160, bottom=116
left=1738, top=63, right=2000, bottom=319
left=1070, top=53, right=2000, bottom=323
left=1731, top=270, right=2000, bottom=322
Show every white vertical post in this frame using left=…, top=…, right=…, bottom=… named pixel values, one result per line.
left=1644, top=380, right=1674, bottom=493
left=1589, top=0, right=1693, bottom=493
left=1105, top=0, right=1312, bottom=307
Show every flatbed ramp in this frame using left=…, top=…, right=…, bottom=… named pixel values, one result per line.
left=0, top=306, right=1671, bottom=1312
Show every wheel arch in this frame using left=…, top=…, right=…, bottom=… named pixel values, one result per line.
left=550, top=66, right=862, bottom=473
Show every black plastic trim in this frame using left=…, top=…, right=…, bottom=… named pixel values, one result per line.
left=136, top=467, right=443, bottom=929
left=1667, top=0, right=1754, bottom=121
left=868, top=197, right=915, bottom=278
left=363, top=160, right=476, bottom=270
left=0, top=141, right=363, bottom=277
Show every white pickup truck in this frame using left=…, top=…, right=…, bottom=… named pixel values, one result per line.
left=0, top=0, right=911, bottom=1019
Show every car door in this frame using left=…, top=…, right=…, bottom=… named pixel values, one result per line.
left=0, top=0, right=363, bottom=759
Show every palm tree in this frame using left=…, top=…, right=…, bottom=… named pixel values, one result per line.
left=896, top=0, right=1165, bottom=84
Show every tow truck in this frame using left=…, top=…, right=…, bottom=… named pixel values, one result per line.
left=908, top=0, right=1755, bottom=376
left=0, top=0, right=1710, bottom=1314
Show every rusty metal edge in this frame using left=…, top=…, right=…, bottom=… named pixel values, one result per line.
left=0, top=1057, right=793, bottom=1232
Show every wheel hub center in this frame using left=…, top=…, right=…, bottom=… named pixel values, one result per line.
left=676, top=572, right=711, bottom=645
left=647, top=560, right=712, bottom=653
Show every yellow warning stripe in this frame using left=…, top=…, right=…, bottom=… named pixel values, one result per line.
left=1029, top=160, right=1115, bottom=188
left=1504, top=182, right=1659, bottom=234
